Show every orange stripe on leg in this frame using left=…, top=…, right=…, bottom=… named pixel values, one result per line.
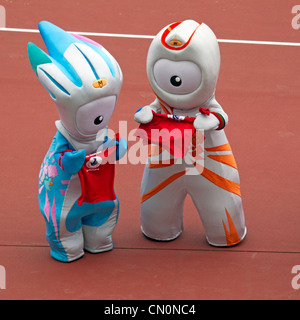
left=207, top=154, right=238, bottom=169
left=205, top=143, right=232, bottom=152
left=141, top=170, right=186, bottom=203
left=222, top=208, right=241, bottom=246
left=201, top=167, right=241, bottom=197
left=149, top=159, right=176, bottom=169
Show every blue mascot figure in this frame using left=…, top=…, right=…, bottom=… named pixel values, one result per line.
left=28, top=21, right=127, bottom=262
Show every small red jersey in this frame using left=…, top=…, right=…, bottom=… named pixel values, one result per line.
left=134, top=111, right=196, bottom=158
left=77, top=144, right=118, bottom=206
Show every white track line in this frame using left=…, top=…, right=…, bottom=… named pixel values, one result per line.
left=0, top=27, right=300, bottom=47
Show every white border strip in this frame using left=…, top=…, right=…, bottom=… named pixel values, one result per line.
left=1, top=27, right=300, bottom=47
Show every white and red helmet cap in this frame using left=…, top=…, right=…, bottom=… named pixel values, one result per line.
left=147, top=20, right=220, bottom=110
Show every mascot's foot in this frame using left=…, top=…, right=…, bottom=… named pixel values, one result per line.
left=141, top=227, right=183, bottom=242
left=50, top=244, right=114, bottom=262
left=50, top=251, right=85, bottom=263
left=84, top=243, right=114, bottom=254
left=58, top=254, right=85, bottom=263
left=206, top=227, right=247, bottom=248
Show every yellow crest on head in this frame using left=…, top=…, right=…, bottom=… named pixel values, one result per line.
left=93, top=79, right=107, bottom=88
left=169, top=36, right=182, bottom=47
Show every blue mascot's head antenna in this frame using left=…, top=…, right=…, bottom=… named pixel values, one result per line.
left=27, top=21, right=123, bottom=139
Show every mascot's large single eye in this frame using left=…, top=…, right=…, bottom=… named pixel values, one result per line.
left=94, top=115, right=104, bottom=125
left=153, top=59, right=202, bottom=94
left=170, top=76, right=182, bottom=87
left=76, top=96, right=116, bottom=135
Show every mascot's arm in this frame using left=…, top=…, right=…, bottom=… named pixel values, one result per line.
left=96, top=134, right=128, bottom=162
left=59, top=149, right=86, bottom=175
left=104, top=136, right=128, bottom=162
left=134, top=99, right=162, bottom=124
left=194, top=98, right=228, bottom=131
left=116, top=137, right=128, bottom=161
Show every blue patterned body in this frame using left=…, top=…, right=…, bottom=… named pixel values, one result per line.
left=28, top=21, right=125, bottom=262
left=39, top=130, right=126, bottom=262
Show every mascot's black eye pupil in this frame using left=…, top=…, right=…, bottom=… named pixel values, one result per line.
left=170, top=76, right=182, bottom=87
left=94, top=115, right=104, bottom=125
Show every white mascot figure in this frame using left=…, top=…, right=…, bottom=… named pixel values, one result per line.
left=134, top=20, right=247, bottom=247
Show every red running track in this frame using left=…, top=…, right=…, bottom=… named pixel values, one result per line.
left=0, top=0, right=299, bottom=300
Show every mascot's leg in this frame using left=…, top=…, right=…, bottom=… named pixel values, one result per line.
left=60, top=199, right=118, bottom=260
left=140, top=164, right=187, bottom=241
left=187, top=164, right=246, bottom=247
left=54, top=175, right=86, bottom=262
left=82, top=198, right=119, bottom=253
left=41, top=207, right=83, bottom=263
left=39, top=175, right=85, bottom=263
left=50, top=228, right=84, bottom=263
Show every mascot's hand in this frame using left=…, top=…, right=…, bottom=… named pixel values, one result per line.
left=134, top=106, right=154, bottom=124
left=61, top=149, right=86, bottom=175
left=97, top=136, right=127, bottom=162
left=116, top=138, right=128, bottom=161
left=193, top=113, right=219, bottom=131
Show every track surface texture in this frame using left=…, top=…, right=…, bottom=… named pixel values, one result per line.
left=0, top=0, right=299, bottom=300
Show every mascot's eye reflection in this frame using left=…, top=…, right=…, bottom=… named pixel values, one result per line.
left=94, top=115, right=104, bottom=125
left=170, top=75, right=182, bottom=87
